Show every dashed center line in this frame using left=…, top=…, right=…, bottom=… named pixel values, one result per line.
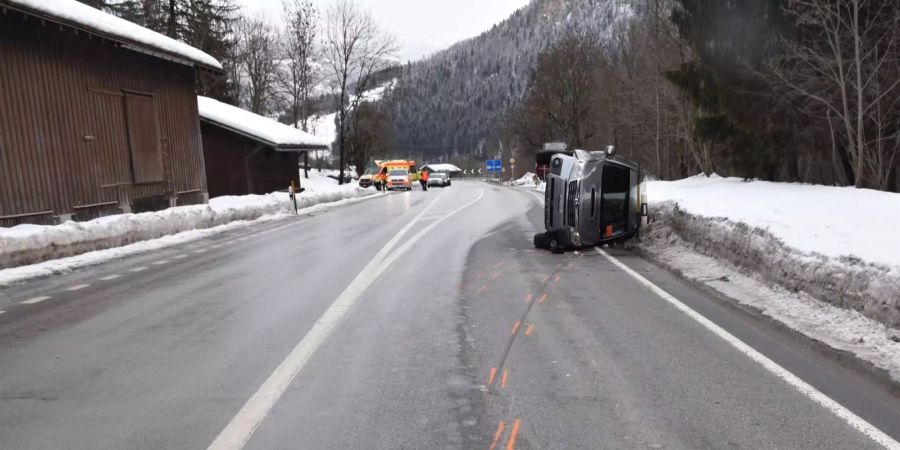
left=21, top=296, right=51, bottom=305
left=152, top=260, right=169, bottom=265
left=174, top=254, right=188, bottom=259
left=195, top=249, right=208, bottom=254
left=506, top=418, right=522, bottom=450
left=130, top=266, right=148, bottom=272
left=0, top=310, right=5, bottom=315
left=65, top=284, right=90, bottom=291
left=488, top=421, right=506, bottom=450
left=99, top=274, right=122, bottom=281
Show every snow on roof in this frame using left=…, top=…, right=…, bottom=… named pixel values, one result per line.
left=198, top=96, right=329, bottom=150
left=423, top=163, right=463, bottom=172
left=6, top=0, right=222, bottom=70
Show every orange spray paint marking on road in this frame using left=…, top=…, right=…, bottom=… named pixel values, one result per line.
left=489, top=421, right=507, bottom=450
left=500, top=369, right=509, bottom=389
left=554, top=275, right=560, bottom=283
left=491, top=272, right=502, bottom=279
left=538, top=293, right=548, bottom=304
left=525, top=293, right=534, bottom=303
left=525, top=324, right=534, bottom=336
left=475, top=285, right=487, bottom=294
left=488, top=367, right=498, bottom=385
left=511, top=321, right=521, bottom=335
left=494, top=262, right=505, bottom=268
left=506, top=418, right=522, bottom=450
left=542, top=275, right=550, bottom=283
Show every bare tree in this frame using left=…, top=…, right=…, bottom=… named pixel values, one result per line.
left=236, top=15, right=279, bottom=114
left=346, top=102, right=393, bottom=176
left=769, top=0, right=900, bottom=188
left=513, top=33, right=611, bottom=153
left=322, top=0, right=398, bottom=184
left=279, top=0, right=319, bottom=131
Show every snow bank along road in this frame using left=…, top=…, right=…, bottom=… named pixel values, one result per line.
left=0, top=181, right=898, bottom=449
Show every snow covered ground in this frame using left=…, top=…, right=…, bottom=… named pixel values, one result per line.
left=0, top=172, right=379, bottom=283
left=509, top=172, right=538, bottom=187
left=306, top=112, right=337, bottom=153
left=302, top=80, right=396, bottom=156
left=647, top=175, right=900, bottom=268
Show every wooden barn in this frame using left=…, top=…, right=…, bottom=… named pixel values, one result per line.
left=0, top=0, right=221, bottom=226
left=197, top=97, right=328, bottom=198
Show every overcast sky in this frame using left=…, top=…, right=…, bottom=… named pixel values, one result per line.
left=236, top=0, right=531, bottom=62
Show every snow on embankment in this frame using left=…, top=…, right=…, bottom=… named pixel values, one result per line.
left=0, top=173, right=376, bottom=276
left=510, top=172, right=538, bottom=187
left=643, top=175, right=900, bottom=329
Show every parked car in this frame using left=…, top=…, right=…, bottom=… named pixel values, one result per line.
left=427, top=172, right=451, bottom=187
left=386, top=169, right=412, bottom=191
left=358, top=174, right=374, bottom=188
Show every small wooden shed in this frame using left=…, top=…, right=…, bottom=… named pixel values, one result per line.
left=0, top=0, right=222, bottom=226
left=197, top=97, right=329, bottom=198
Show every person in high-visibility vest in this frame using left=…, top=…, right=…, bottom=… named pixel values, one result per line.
left=419, top=169, right=429, bottom=191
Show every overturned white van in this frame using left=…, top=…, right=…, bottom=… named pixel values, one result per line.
left=534, top=147, right=647, bottom=253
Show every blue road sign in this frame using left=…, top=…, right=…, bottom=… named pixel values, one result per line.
left=486, top=160, right=502, bottom=172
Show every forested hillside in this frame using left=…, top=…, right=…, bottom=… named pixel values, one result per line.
left=384, top=0, right=623, bottom=160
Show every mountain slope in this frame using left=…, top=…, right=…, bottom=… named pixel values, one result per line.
left=385, top=0, right=623, bottom=160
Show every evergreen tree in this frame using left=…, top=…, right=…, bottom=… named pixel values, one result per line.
left=666, top=0, right=798, bottom=180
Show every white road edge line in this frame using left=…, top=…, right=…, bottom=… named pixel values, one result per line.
left=65, top=284, right=90, bottom=291
left=207, top=188, right=484, bottom=450
left=21, top=296, right=51, bottom=305
left=596, top=248, right=900, bottom=450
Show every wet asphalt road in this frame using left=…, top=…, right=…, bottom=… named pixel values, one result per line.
left=0, top=180, right=898, bottom=450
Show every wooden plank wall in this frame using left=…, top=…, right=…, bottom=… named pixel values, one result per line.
left=0, top=11, right=207, bottom=226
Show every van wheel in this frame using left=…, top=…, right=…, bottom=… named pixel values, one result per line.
left=533, top=233, right=551, bottom=249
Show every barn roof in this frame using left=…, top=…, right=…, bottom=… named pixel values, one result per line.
left=198, top=97, right=329, bottom=150
left=3, top=0, right=222, bottom=71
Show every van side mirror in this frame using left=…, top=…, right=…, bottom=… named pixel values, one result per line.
left=605, top=145, right=616, bottom=156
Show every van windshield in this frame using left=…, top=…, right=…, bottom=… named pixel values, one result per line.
left=389, top=170, right=408, bottom=177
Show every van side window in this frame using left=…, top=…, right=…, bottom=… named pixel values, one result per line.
left=590, top=187, right=596, bottom=218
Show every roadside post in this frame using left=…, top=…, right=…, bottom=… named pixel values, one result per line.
left=510, top=157, right=516, bottom=182
left=289, top=180, right=302, bottom=215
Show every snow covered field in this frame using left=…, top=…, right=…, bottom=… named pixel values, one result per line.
left=0, top=172, right=378, bottom=283
left=647, top=175, right=900, bottom=268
